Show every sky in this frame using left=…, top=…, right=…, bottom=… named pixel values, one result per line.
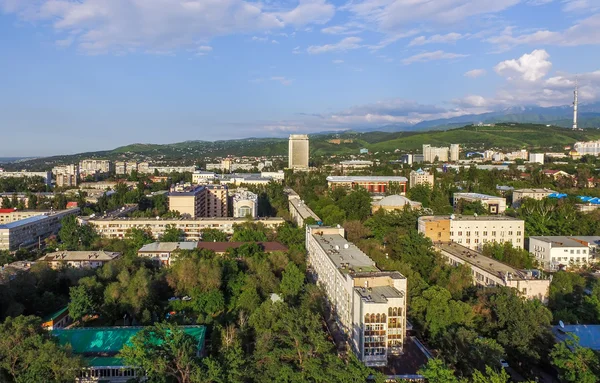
left=1, top=0, right=600, bottom=156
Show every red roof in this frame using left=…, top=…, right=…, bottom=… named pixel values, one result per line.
left=0, top=208, right=16, bottom=213
left=66, top=202, right=78, bottom=208
left=197, top=242, right=288, bottom=253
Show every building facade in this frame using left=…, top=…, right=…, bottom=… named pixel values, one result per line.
left=0, top=170, right=52, bottom=187
left=528, top=236, right=598, bottom=270
left=409, top=168, right=434, bottom=188
left=232, top=190, right=258, bottom=218
left=371, top=195, right=422, bottom=213
left=574, top=140, right=600, bottom=156
left=422, top=144, right=449, bottom=163
left=192, top=171, right=216, bottom=184
left=418, top=215, right=524, bottom=250
left=288, top=134, right=309, bottom=169
left=53, top=164, right=80, bottom=187
left=529, top=153, right=544, bottom=164
left=326, top=176, right=407, bottom=195
left=79, top=160, right=113, bottom=175
left=434, top=242, right=550, bottom=301
left=39, top=251, right=121, bottom=269
left=286, top=188, right=322, bottom=227
left=453, top=192, right=507, bottom=214
left=450, top=144, right=460, bottom=162
left=512, top=188, right=556, bottom=208
left=306, top=226, right=407, bottom=367
left=168, top=184, right=229, bottom=218
left=137, top=242, right=198, bottom=266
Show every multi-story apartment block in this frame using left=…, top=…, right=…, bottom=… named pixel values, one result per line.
left=286, top=188, right=322, bottom=227
left=288, top=134, right=309, bottom=169
left=0, top=208, right=80, bottom=250
left=418, top=215, right=524, bottom=250
left=434, top=242, right=550, bottom=301
left=39, top=250, right=121, bottom=269
left=0, top=170, right=52, bottom=187
left=53, top=164, right=80, bottom=187
left=422, top=144, right=449, bottom=163
left=306, top=226, right=407, bottom=367
left=453, top=192, right=507, bottom=214
left=450, top=144, right=460, bottom=162
left=204, top=185, right=228, bottom=218
left=574, top=140, right=600, bottom=156
left=529, top=153, right=545, bottom=164
left=528, top=236, right=600, bottom=270
left=115, top=161, right=140, bottom=175
left=409, top=168, right=434, bottom=188
left=192, top=170, right=216, bottom=184
left=144, top=165, right=196, bottom=174
left=84, top=217, right=285, bottom=240
left=0, top=209, right=61, bottom=224
left=326, top=176, right=407, bottom=195
left=79, top=159, right=113, bottom=175
left=512, top=188, right=556, bottom=208
left=169, top=184, right=205, bottom=218
left=232, top=190, right=258, bottom=218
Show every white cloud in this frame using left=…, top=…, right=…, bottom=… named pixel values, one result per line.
left=464, top=69, right=487, bottom=78
left=408, top=33, right=466, bottom=46
left=494, top=49, right=552, bottom=82
left=270, top=76, right=293, bottom=85
left=402, top=50, right=468, bottom=65
left=320, top=23, right=364, bottom=35
left=562, top=0, right=600, bottom=12
left=192, top=45, right=213, bottom=56
left=292, top=46, right=301, bottom=54
left=332, top=59, right=344, bottom=64
left=307, top=37, right=363, bottom=54
left=488, top=14, right=600, bottom=50
left=368, top=29, right=420, bottom=50
left=271, top=39, right=279, bottom=44
left=0, top=0, right=334, bottom=54
left=252, top=36, right=269, bottom=43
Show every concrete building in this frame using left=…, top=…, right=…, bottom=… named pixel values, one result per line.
left=0, top=208, right=80, bottom=251
left=168, top=184, right=229, bottom=218
left=453, top=192, right=507, bottom=215
left=39, top=251, right=121, bottom=269
left=434, top=242, right=550, bottom=301
left=79, top=181, right=137, bottom=191
left=574, top=140, right=600, bottom=156
left=306, top=226, right=407, bottom=366
left=260, top=171, right=285, bottom=181
left=326, top=176, right=408, bottom=195
left=0, top=209, right=51, bottom=224
left=219, top=173, right=273, bottom=186
left=450, top=144, right=460, bottom=162
left=115, top=161, right=140, bottom=175
left=418, top=215, right=524, bottom=251
left=528, top=236, right=599, bottom=270
left=339, top=160, right=373, bottom=172
left=512, top=188, right=556, bottom=208
left=137, top=241, right=198, bottom=266
left=192, top=170, right=216, bottom=184
left=232, top=190, right=258, bottom=218
left=409, top=168, right=434, bottom=188
left=79, top=160, right=113, bottom=176
left=53, top=164, right=79, bottom=187
left=371, top=195, right=422, bottom=213
left=529, top=153, right=544, bottom=165
left=286, top=188, right=321, bottom=226
left=400, top=154, right=413, bottom=165
left=288, top=134, right=309, bottom=169
left=144, top=165, right=196, bottom=174
left=422, top=144, right=449, bottom=163
left=85, top=217, right=285, bottom=240
left=0, top=170, right=52, bottom=187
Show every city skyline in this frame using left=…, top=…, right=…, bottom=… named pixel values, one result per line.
left=2, top=0, right=600, bottom=156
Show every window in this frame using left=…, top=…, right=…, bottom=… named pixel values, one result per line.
left=491, top=231, right=496, bottom=236
left=517, top=231, right=522, bottom=236
left=483, top=231, right=488, bottom=236
left=466, top=231, right=471, bottom=237
left=458, top=231, right=463, bottom=236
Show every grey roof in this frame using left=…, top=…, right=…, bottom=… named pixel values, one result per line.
left=513, top=188, right=557, bottom=193
left=419, top=215, right=523, bottom=222
left=553, top=325, right=600, bottom=350
left=355, top=285, right=404, bottom=303
left=0, top=215, right=48, bottom=230
left=311, top=231, right=379, bottom=273
left=326, top=176, right=408, bottom=182
left=138, top=242, right=199, bottom=253
left=454, top=192, right=504, bottom=200
left=374, top=195, right=420, bottom=207
left=529, top=236, right=588, bottom=248
left=40, top=251, right=121, bottom=262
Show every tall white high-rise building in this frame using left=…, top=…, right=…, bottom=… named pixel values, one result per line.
left=450, top=144, right=460, bottom=162
left=288, top=134, right=309, bottom=169
left=573, top=78, right=578, bottom=131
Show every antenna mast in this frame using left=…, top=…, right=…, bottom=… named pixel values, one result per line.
left=572, top=77, right=578, bottom=130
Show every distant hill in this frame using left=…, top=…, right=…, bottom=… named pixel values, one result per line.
left=6, top=123, right=600, bottom=172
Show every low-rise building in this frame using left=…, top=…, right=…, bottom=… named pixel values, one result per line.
left=512, top=188, right=556, bottom=208
left=326, top=176, right=407, bottom=195
left=220, top=173, right=273, bottom=186
left=409, top=168, right=434, bottom=188
left=0, top=208, right=80, bottom=251
left=232, top=190, right=258, bottom=218
left=79, top=181, right=137, bottom=190
left=137, top=241, right=198, bottom=266
left=528, top=236, right=599, bottom=270
left=371, top=195, right=422, bottom=213
left=285, top=188, right=321, bottom=226
left=260, top=171, right=285, bottom=181
left=418, top=215, right=524, bottom=251
left=306, top=226, right=407, bottom=367
left=0, top=260, right=36, bottom=283
left=339, top=160, right=373, bottom=172
left=144, top=165, right=196, bottom=174
left=85, top=217, right=285, bottom=240
left=41, top=307, right=71, bottom=330
left=192, top=170, right=216, bottom=184
left=39, top=250, right=121, bottom=269
left=0, top=170, right=52, bottom=187
left=52, top=326, right=206, bottom=383
left=434, top=242, right=550, bottom=301
left=453, top=192, right=507, bottom=215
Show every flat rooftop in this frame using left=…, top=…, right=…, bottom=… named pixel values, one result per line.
left=530, top=236, right=588, bottom=248
left=138, top=242, right=199, bottom=253
left=513, top=188, right=556, bottom=193
left=0, top=214, right=48, bottom=229
left=326, top=176, right=408, bottom=182
left=289, top=198, right=321, bottom=221
left=454, top=192, right=504, bottom=200
left=40, top=251, right=121, bottom=262
left=419, top=215, right=523, bottom=223
left=312, top=231, right=379, bottom=273
left=85, top=216, right=285, bottom=222
left=355, top=285, right=404, bottom=303
left=435, top=242, right=537, bottom=281
left=552, top=325, right=600, bottom=351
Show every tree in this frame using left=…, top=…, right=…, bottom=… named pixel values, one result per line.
left=201, top=229, right=228, bottom=242
left=417, top=359, right=461, bottom=383
left=550, top=336, right=599, bottom=383
left=279, top=262, right=305, bottom=301
left=408, top=184, right=433, bottom=207
left=120, top=322, right=202, bottom=383
left=125, top=227, right=154, bottom=251
left=0, top=315, right=82, bottom=383
left=58, top=215, right=98, bottom=250
left=68, top=285, right=97, bottom=322
left=481, top=242, right=536, bottom=269
left=319, top=204, right=346, bottom=226
left=162, top=224, right=184, bottom=242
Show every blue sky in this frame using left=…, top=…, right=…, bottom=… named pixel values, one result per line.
left=1, top=0, right=600, bottom=156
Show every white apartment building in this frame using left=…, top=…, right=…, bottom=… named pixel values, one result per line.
left=115, top=161, right=140, bottom=175
left=0, top=170, right=52, bottom=187
left=450, top=144, right=460, bottom=162
left=512, top=188, right=556, bottom=208
left=574, top=140, right=600, bottom=156
left=306, top=226, right=407, bottom=367
left=422, top=145, right=449, bottom=163
left=137, top=242, right=198, bottom=267
left=260, top=171, right=285, bottom=181
left=39, top=251, right=121, bottom=269
left=529, top=153, right=545, bottom=165
left=79, top=160, right=113, bottom=174
left=418, top=215, right=525, bottom=250
left=409, top=168, right=434, bottom=188
left=529, top=236, right=599, bottom=270
left=289, top=134, right=309, bottom=169
left=453, top=192, right=507, bottom=214
left=145, top=165, right=196, bottom=174
left=0, top=208, right=80, bottom=251
left=53, top=164, right=80, bottom=187
left=84, top=217, right=285, bottom=240
left=232, top=190, right=258, bottom=218
left=192, top=171, right=216, bottom=184
left=434, top=242, right=550, bottom=301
